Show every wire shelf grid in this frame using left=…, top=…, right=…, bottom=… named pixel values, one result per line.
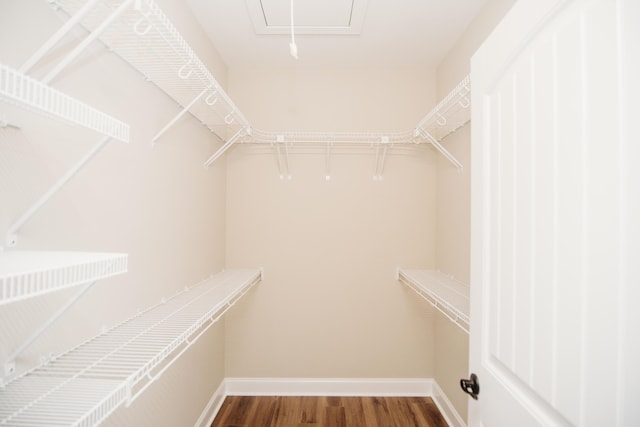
left=52, top=0, right=468, bottom=167
left=398, top=268, right=470, bottom=334
left=0, top=251, right=128, bottom=306
left=0, top=268, right=261, bottom=426
left=0, top=65, right=129, bottom=142
left=55, top=0, right=249, bottom=139
left=416, top=75, right=471, bottom=142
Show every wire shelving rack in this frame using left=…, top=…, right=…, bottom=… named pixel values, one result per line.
left=397, top=268, right=470, bottom=334
left=0, top=268, right=262, bottom=427
left=50, top=0, right=469, bottom=173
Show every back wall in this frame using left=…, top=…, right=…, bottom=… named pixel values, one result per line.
left=224, top=66, right=439, bottom=379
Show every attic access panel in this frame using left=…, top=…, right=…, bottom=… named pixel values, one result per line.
left=246, top=0, right=368, bottom=35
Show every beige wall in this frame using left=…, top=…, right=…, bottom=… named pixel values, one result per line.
left=433, top=0, right=516, bottom=421
left=224, top=66, right=439, bottom=379
left=0, top=0, right=228, bottom=425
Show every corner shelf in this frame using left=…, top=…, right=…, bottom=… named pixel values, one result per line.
left=0, top=268, right=262, bottom=427
left=397, top=268, right=470, bottom=334
left=416, top=75, right=471, bottom=142
left=0, top=251, right=128, bottom=306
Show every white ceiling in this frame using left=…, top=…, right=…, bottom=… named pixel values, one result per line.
left=185, top=0, right=487, bottom=69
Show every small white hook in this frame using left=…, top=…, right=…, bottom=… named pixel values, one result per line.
left=205, top=90, right=218, bottom=106
left=224, top=113, right=235, bottom=125
left=436, top=113, right=447, bottom=126
left=133, top=12, right=152, bottom=36
left=178, top=61, right=193, bottom=80
left=458, top=95, right=470, bottom=109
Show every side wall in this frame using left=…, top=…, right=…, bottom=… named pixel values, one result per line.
left=433, top=0, right=517, bottom=421
left=224, top=66, right=439, bottom=380
left=0, top=1, right=228, bottom=425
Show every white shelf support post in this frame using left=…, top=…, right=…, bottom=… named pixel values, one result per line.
left=203, top=127, right=248, bottom=167
left=20, top=0, right=101, bottom=74
left=415, top=127, right=463, bottom=170
left=6, top=135, right=112, bottom=247
left=152, top=85, right=211, bottom=143
left=42, top=0, right=135, bottom=84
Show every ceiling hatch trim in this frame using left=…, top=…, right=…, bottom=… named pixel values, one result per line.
left=245, top=0, right=369, bottom=35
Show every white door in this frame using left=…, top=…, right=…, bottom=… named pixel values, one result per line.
left=469, top=0, right=639, bottom=426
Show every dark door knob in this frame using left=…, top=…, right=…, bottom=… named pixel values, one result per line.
left=460, top=373, right=480, bottom=400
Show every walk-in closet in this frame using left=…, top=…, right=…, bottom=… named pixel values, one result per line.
left=1, top=0, right=637, bottom=426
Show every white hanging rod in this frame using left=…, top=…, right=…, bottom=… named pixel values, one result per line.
left=242, top=129, right=420, bottom=146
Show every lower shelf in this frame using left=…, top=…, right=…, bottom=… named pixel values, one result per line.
left=397, top=269, right=470, bottom=334
left=0, top=268, right=262, bottom=427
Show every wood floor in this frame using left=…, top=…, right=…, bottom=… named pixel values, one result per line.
left=210, top=395, right=449, bottom=427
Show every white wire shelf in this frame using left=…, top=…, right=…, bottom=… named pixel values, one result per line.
left=47, top=1, right=468, bottom=170
left=0, top=268, right=262, bottom=426
left=0, top=64, right=129, bottom=143
left=416, top=75, right=471, bottom=142
left=241, top=129, right=420, bottom=146
left=54, top=0, right=249, bottom=143
left=0, top=251, right=128, bottom=306
left=397, top=268, right=470, bottom=334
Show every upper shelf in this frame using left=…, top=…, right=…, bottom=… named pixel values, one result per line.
left=0, top=64, right=129, bottom=142
left=54, top=0, right=249, bottom=143
left=0, top=251, right=128, bottom=306
left=51, top=0, right=469, bottom=170
left=237, top=76, right=470, bottom=171
left=397, top=268, right=470, bottom=334
left=416, top=75, right=471, bottom=142
left=0, top=268, right=262, bottom=426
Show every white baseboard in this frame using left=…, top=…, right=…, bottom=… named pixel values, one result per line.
left=195, top=377, right=465, bottom=427
left=193, top=380, right=226, bottom=427
left=431, top=380, right=467, bottom=427
left=224, top=377, right=434, bottom=396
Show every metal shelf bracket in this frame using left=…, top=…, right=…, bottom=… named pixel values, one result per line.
left=6, top=136, right=112, bottom=247
left=415, top=127, right=463, bottom=170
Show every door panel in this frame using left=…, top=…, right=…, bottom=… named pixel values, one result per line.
left=470, top=0, right=638, bottom=425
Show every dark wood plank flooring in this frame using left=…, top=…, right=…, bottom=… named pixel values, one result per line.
left=211, top=396, right=449, bottom=427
